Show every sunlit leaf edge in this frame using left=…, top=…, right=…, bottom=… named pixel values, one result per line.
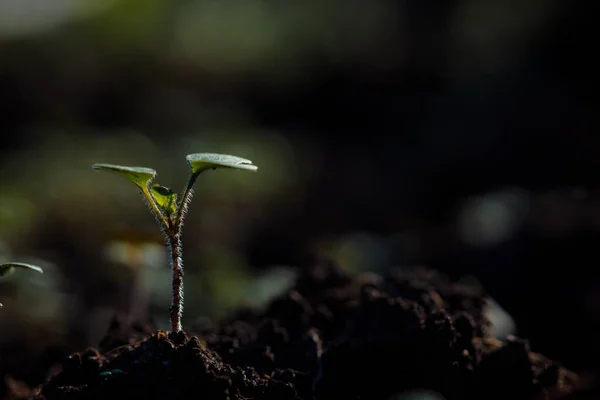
left=185, top=153, right=258, bottom=175
left=92, top=163, right=157, bottom=188
left=0, top=262, right=44, bottom=276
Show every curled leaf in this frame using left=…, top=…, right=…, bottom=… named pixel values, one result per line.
left=151, top=184, right=178, bottom=216
left=0, top=262, right=43, bottom=276
left=186, top=153, right=258, bottom=175
left=92, top=163, right=157, bottom=189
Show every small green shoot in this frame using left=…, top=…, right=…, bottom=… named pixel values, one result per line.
left=151, top=185, right=178, bottom=217
left=92, top=152, right=257, bottom=332
left=0, top=262, right=44, bottom=307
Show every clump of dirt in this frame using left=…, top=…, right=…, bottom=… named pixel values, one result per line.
left=41, top=331, right=298, bottom=400
left=23, top=263, right=585, bottom=399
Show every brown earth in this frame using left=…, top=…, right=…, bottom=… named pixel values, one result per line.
left=7, top=263, right=597, bottom=400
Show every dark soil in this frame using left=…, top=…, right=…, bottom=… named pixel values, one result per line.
left=13, top=263, right=591, bottom=400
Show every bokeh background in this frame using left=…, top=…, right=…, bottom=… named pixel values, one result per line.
left=0, top=0, right=597, bottom=394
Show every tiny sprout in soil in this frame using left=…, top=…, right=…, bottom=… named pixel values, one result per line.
left=0, top=262, right=43, bottom=307
left=92, top=153, right=257, bottom=332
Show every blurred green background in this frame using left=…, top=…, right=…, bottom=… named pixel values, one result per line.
left=0, top=0, right=597, bottom=392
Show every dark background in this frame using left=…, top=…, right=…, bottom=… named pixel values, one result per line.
left=0, top=0, right=598, bottom=391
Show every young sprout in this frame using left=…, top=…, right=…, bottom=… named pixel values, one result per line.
left=0, top=262, right=44, bottom=307
left=92, top=153, right=257, bottom=332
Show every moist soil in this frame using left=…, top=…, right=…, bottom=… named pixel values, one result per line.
left=9, top=263, right=595, bottom=400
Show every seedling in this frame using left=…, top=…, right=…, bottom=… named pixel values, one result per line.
left=0, top=262, right=44, bottom=307
left=92, top=153, right=257, bottom=332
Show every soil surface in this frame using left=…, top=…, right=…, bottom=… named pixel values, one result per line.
left=8, top=263, right=594, bottom=400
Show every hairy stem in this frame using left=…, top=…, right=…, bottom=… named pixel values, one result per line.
left=167, top=172, right=200, bottom=332
left=168, top=233, right=183, bottom=332
left=141, top=185, right=169, bottom=231
left=175, top=173, right=199, bottom=231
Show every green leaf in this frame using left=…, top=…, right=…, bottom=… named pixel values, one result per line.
left=0, top=262, right=43, bottom=277
left=186, top=153, right=258, bottom=175
left=92, top=163, right=157, bottom=189
left=151, top=184, right=178, bottom=216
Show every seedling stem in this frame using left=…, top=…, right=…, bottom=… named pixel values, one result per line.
left=93, top=153, right=257, bottom=332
